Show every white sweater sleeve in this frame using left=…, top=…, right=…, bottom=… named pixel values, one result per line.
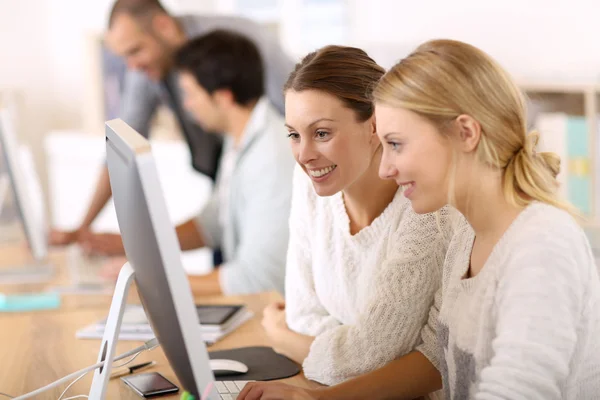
left=475, top=228, right=587, bottom=399
left=303, top=209, right=446, bottom=385
left=416, top=284, right=444, bottom=370
left=285, top=166, right=341, bottom=335
left=417, top=208, right=466, bottom=371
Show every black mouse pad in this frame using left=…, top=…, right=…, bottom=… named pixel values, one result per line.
left=208, top=346, right=301, bottom=381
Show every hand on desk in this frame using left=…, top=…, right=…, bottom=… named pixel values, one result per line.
left=238, top=382, right=319, bottom=400
left=80, top=232, right=126, bottom=256
left=48, top=227, right=87, bottom=246
left=261, top=302, right=314, bottom=365
left=262, top=302, right=288, bottom=343
left=49, top=228, right=125, bottom=256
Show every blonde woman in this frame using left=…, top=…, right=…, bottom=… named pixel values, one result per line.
left=240, top=39, right=600, bottom=400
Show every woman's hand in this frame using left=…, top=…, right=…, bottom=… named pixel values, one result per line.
left=262, top=302, right=289, bottom=347
left=238, top=382, right=321, bottom=400
left=261, top=301, right=315, bottom=364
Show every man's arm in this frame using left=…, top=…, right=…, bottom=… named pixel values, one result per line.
left=80, top=162, right=218, bottom=257
left=50, top=70, right=161, bottom=248
left=49, top=163, right=113, bottom=246
left=80, top=166, right=112, bottom=229
left=84, top=69, right=161, bottom=227
left=189, top=269, right=221, bottom=296
left=81, top=217, right=208, bottom=257
left=176, top=219, right=206, bottom=251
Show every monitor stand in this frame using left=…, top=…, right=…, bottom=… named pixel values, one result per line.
left=88, top=262, right=220, bottom=400
left=89, top=261, right=135, bottom=399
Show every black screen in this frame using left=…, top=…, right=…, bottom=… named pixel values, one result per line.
left=197, top=305, right=240, bottom=325
left=123, top=372, right=178, bottom=394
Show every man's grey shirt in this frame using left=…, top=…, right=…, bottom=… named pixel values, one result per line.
left=117, top=14, right=295, bottom=179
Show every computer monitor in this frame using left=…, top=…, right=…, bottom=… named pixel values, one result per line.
left=103, top=118, right=217, bottom=398
left=0, top=104, right=114, bottom=288
left=0, top=107, right=48, bottom=262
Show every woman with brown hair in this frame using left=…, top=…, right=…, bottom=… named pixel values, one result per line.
left=258, top=45, right=453, bottom=387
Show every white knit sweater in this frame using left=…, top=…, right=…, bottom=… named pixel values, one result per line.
left=419, top=202, right=600, bottom=399
left=284, top=166, right=452, bottom=386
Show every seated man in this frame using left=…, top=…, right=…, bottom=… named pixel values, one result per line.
left=104, top=30, right=295, bottom=295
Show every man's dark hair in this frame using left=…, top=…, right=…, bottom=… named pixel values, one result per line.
left=175, top=30, right=265, bottom=106
left=108, top=0, right=168, bottom=27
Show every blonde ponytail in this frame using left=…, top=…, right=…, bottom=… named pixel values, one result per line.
left=502, top=130, right=569, bottom=211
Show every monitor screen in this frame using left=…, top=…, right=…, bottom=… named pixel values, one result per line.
left=0, top=108, right=48, bottom=261
left=105, top=119, right=217, bottom=399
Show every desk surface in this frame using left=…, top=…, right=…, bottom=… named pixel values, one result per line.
left=0, top=245, right=319, bottom=399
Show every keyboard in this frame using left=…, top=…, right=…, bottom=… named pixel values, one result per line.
left=215, top=381, right=253, bottom=400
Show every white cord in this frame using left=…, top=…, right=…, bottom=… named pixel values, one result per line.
left=113, top=351, right=143, bottom=369
left=57, top=373, right=87, bottom=400
left=12, top=338, right=159, bottom=400
left=57, top=350, right=144, bottom=400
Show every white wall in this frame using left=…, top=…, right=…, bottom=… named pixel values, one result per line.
left=353, top=0, right=600, bottom=81
left=0, top=1, right=53, bottom=137
left=9, top=0, right=600, bottom=144
left=2, top=0, right=600, bottom=183
left=0, top=0, right=55, bottom=201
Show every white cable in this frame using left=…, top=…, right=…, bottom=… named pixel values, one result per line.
left=12, top=338, right=159, bottom=400
left=113, top=351, right=143, bottom=369
left=57, top=350, right=144, bottom=400
left=57, top=373, right=87, bottom=400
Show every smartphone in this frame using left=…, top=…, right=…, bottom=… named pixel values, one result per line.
left=121, top=372, right=180, bottom=398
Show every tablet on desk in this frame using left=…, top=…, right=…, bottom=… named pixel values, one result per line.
left=75, top=303, right=253, bottom=343
left=197, top=305, right=243, bottom=326
left=122, top=372, right=179, bottom=398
